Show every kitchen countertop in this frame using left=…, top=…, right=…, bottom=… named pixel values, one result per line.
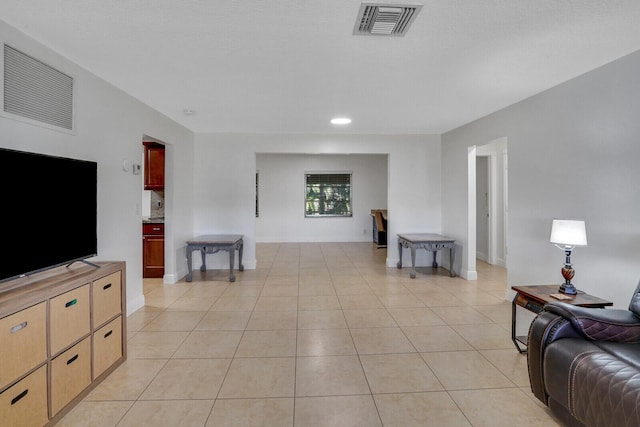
left=143, top=218, right=164, bottom=224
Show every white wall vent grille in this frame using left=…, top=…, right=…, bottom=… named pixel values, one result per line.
left=353, top=2, right=422, bottom=36
left=4, top=45, right=74, bottom=130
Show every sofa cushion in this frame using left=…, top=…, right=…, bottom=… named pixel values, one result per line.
left=594, top=341, right=640, bottom=370
left=544, top=339, right=601, bottom=409
left=544, top=339, right=640, bottom=427
left=570, top=351, right=640, bottom=427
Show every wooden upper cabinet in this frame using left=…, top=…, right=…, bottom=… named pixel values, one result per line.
left=143, top=142, right=165, bottom=190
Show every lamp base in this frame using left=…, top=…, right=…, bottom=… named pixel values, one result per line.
left=559, top=282, right=577, bottom=295
left=559, top=264, right=577, bottom=295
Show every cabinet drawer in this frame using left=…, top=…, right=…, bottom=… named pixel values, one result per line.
left=93, top=316, right=122, bottom=379
left=143, top=223, right=164, bottom=235
left=92, top=272, right=122, bottom=328
left=0, top=302, right=47, bottom=389
left=51, top=337, right=91, bottom=416
left=0, top=365, right=48, bottom=427
left=50, top=285, right=90, bottom=355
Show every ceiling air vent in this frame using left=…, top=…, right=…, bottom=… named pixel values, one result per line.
left=3, top=45, right=74, bottom=131
left=353, top=2, right=422, bottom=36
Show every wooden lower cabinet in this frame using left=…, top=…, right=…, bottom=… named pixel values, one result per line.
left=143, top=233, right=164, bottom=278
left=0, top=262, right=126, bottom=426
left=0, top=365, right=48, bottom=427
left=51, top=337, right=92, bottom=416
left=93, top=316, right=123, bottom=379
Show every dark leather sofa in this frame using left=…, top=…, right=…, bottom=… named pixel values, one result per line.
left=527, top=282, right=640, bottom=427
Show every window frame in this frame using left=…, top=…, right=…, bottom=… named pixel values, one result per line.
left=304, top=172, right=353, bottom=218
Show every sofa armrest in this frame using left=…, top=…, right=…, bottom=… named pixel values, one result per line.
left=527, top=310, right=581, bottom=404
left=545, top=301, right=640, bottom=343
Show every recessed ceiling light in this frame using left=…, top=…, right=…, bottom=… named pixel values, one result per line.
left=331, top=117, right=352, bottom=125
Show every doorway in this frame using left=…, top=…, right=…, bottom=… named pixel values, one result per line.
left=142, top=140, right=165, bottom=279
left=476, top=156, right=490, bottom=262
left=467, top=138, right=508, bottom=278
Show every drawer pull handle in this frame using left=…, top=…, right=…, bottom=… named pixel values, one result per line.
left=104, top=330, right=113, bottom=338
left=153, top=227, right=160, bottom=231
left=11, top=389, right=28, bottom=405
left=65, top=299, right=78, bottom=308
left=10, top=321, right=27, bottom=334
left=67, top=354, right=79, bottom=365
left=103, top=283, right=112, bottom=290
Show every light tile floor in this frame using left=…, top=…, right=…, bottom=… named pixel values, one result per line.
left=59, top=242, right=561, bottom=426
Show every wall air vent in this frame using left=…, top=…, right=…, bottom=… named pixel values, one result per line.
left=353, top=2, right=422, bottom=36
left=3, top=45, right=74, bottom=131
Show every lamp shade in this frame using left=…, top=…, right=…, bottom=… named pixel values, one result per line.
left=549, top=219, right=587, bottom=246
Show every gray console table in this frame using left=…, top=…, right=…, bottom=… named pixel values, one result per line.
left=186, top=234, right=244, bottom=282
left=397, top=233, right=456, bottom=279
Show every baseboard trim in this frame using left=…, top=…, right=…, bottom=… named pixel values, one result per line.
left=460, top=269, right=478, bottom=280
left=127, top=294, right=145, bottom=316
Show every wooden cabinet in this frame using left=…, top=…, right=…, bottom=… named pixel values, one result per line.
left=0, top=365, right=48, bottom=427
left=0, top=302, right=46, bottom=390
left=50, top=338, right=91, bottom=416
left=49, top=285, right=90, bottom=355
left=143, top=142, right=165, bottom=190
left=143, top=223, right=164, bottom=278
left=92, top=271, right=122, bottom=328
left=93, top=316, right=122, bottom=379
left=0, top=262, right=126, bottom=426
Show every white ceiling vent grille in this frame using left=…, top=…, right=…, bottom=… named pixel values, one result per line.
left=353, top=2, right=422, bottom=36
left=4, top=45, right=74, bottom=130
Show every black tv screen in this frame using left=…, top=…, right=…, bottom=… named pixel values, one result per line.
left=0, top=148, right=97, bottom=283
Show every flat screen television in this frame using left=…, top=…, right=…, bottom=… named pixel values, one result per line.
left=0, top=147, right=97, bottom=284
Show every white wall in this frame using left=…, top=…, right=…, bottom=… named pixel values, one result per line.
left=0, top=20, right=195, bottom=314
left=442, top=49, right=640, bottom=308
left=192, top=133, right=441, bottom=272
left=256, top=153, right=387, bottom=242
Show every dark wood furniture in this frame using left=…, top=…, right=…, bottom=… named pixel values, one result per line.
left=186, top=235, right=244, bottom=283
left=396, top=233, right=456, bottom=278
left=0, top=262, right=126, bottom=426
left=143, top=141, right=165, bottom=190
left=371, top=209, right=387, bottom=248
left=511, top=284, right=613, bottom=353
left=142, top=223, right=164, bottom=278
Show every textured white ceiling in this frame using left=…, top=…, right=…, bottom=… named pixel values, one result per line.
left=1, top=0, right=640, bottom=134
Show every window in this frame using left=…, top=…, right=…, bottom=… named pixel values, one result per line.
left=305, top=173, right=352, bottom=217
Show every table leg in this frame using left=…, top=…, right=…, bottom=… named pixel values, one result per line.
left=396, top=240, right=403, bottom=269
left=238, top=241, right=245, bottom=271
left=186, top=247, right=193, bottom=282
left=410, top=244, right=417, bottom=279
left=449, top=247, right=456, bottom=277
left=199, top=249, right=206, bottom=272
left=432, top=251, right=438, bottom=268
left=512, top=293, right=527, bottom=353
left=228, top=248, right=236, bottom=282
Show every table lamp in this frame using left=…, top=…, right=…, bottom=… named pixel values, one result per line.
left=549, top=219, right=587, bottom=295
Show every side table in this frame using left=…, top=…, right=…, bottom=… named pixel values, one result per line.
left=186, top=235, right=244, bottom=282
left=511, top=284, right=612, bottom=353
left=396, top=233, right=456, bottom=279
